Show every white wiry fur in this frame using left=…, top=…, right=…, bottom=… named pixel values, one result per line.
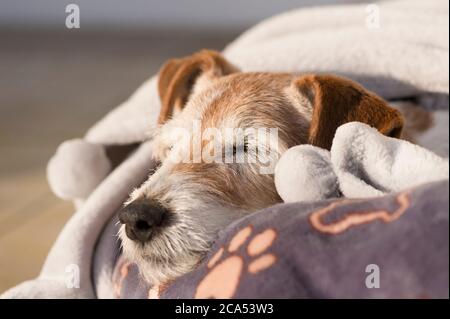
left=118, top=71, right=307, bottom=285
left=118, top=136, right=279, bottom=284
left=119, top=187, right=244, bottom=284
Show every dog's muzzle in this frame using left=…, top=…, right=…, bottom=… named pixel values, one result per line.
left=118, top=199, right=169, bottom=243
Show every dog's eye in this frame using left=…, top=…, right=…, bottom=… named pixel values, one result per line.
left=154, top=161, right=162, bottom=170
left=232, top=140, right=249, bottom=155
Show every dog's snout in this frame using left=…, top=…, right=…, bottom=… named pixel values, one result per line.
left=118, top=200, right=169, bottom=243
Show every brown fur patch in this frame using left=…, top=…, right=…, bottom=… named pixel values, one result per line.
left=157, top=50, right=238, bottom=124
left=295, top=74, right=404, bottom=150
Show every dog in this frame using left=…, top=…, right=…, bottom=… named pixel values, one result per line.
left=118, top=49, right=404, bottom=285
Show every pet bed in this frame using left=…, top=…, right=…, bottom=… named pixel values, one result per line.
left=2, top=0, right=448, bottom=298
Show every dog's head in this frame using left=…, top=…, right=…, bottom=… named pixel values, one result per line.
left=118, top=50, right=403, bottom=284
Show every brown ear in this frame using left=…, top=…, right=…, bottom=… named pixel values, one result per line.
left=294, top=74, right=404, bottom=150
left=157, top=50, right=238, bottom=124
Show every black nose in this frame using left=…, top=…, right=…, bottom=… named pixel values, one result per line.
left=118, top=199, right=169, bottom=243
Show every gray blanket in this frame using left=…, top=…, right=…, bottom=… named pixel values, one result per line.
left=2, top=0, right=448, bottom=298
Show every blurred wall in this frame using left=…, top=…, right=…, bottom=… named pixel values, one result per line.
left=0, top=0, right=367, bottom=31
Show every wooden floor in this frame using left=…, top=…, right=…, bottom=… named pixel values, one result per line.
left=0, top=29, right=236, bottom=294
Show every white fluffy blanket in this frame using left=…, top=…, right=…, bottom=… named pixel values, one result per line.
left=275, top=122, right=449, bottom=203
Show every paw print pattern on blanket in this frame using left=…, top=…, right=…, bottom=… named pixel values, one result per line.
left=309, top=192, right=410, bottom=234
left=113, top=260, right=131, bottom=298
left=195, top=226, right=277, bottom=299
